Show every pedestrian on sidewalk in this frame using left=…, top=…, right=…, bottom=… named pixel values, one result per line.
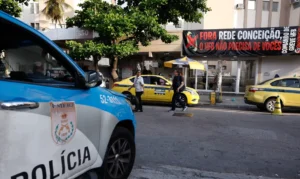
left=169, top=69, right=188, bottom=112
left=128, top=70, right=144, bottom=112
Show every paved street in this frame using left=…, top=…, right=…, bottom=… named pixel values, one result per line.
left=129, top=106, right=300, bottom=179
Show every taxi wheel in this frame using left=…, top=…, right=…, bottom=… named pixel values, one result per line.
left=99, top=127, right=135, bottom=179
left=175, top=94, right=187, bottom=108
left=265, top=98, right=276, bottom=112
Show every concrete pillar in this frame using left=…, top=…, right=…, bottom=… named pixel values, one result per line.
left=268, top=0, right=274, bottom=27
left=184, top=67, right=187, bottom=86
left=243, top=0, right=248, bottom=28
left=255, top=0, right=263, bottom=27
left=195, top=70, right=198, bottom=90
left=279, top=0, right=291, bottom=26
left=235, top=61, right=242, bottom=94
left=254, top=59, right=259, bottom=85
left=257, top=58, right=263, bottom=84
left=216, top=60, right=223, bottom=92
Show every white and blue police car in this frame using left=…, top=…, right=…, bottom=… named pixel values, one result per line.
left=0, top=11, right=136, bottom=179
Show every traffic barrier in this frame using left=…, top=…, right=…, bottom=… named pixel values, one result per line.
left=210, top=92, right=216, bottom=105
left=272, top=96, right=282, bottom=115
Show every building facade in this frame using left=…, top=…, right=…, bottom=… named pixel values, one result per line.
left=19, top=0, right=114, bottom=30
left=17, top=0, right=300, bottom=93
left=158, top=0, right=300, bottom=93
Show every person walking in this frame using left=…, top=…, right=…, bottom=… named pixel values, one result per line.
left=169, top=69, right=188, bottom=112
left=128, top=70, right=144, bottom=112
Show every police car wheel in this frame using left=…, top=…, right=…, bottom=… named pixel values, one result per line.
left=100, top=127, right=135, bottom=179
left=175, top=94, right=187, bottom=108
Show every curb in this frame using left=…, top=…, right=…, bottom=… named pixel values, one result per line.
left=198, top=103, right=257, bottom=110
left=143, top=103, right=257, bottom=110
left=198, top=93, right=245, bottom=97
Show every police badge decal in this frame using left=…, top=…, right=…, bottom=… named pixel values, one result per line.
left=50, top=102, right=77, bottom=145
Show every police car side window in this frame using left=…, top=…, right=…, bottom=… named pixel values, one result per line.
left=0, top=22, right=75, bottom=87
left=1, top=44, right=74, bottom=86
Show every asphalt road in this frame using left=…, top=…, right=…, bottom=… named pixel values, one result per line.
left=129, top=106, right=300, bottom=179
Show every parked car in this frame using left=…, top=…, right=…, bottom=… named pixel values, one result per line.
left=112, top=75, right=200, bottom=107
left=244, top=76, right=300, bottom=112
left=0, top=11, right=136, bottom=179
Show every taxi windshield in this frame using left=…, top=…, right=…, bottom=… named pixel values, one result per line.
left=258, top=78, right=273, bottom=85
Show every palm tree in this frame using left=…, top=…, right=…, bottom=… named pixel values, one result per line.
left=42, top=0, right=73, bottom=28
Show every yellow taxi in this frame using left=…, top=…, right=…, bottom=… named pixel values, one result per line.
left=244, top=76, right=300, bottom=112
left=112, top=75, right=200, bottom=107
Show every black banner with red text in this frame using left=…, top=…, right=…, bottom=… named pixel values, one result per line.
left=183, top=27, right=300, bottom=57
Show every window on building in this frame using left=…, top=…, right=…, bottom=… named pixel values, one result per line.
left=272, top=2, right=279, bottom=12
left=222, top=66, right=227, bottom=70
left=35, top=23, right=40, bottom=30
left=30, top=3, right=34, bottom=14
left=292, top=1, right=300, bottom=9
left=35, top=3, right=39, bottom=13
left=263, top=1, right=270, bottom=11
left=248, top=0, right=256, bottom=10
left=208, top=65, right=216, bottom=70
left=30, top=23, right=40, bottom=30
left=30, top=3, right=39, bottom=14
left=175, top=21, right=182, bottom=28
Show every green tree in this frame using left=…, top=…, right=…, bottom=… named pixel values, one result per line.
left=66, top=0, right=210, bottom=81
left=0, top=0, right=31, bottom=17
left=118, top=0, right=210, bottom=25
left=42, top=0, right=72, bottom=28
left=66, top=40, right=106, bottom=72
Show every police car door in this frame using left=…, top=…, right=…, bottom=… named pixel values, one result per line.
left=0, top=16, right=102, bottom=179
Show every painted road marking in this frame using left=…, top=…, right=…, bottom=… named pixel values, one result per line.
left=173, top=112, right=194, bottom=117
left=129, top=165, right=278, bottom=179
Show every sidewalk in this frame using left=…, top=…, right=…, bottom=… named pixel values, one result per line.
left=198, top=94, right=256, bottom=110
